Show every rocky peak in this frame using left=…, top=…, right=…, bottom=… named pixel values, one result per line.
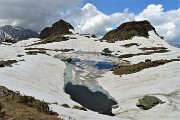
left=102, top=20, right=159, bottom=42
left=52, top=19, right=74, bottom=30
left=39, top=19, right=74, bottom=39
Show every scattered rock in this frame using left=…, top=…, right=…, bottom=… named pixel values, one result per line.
left=17, top=54, right=24, bottom=57
left=72, top=105, right=87, bottom=111
left=102, top=48, right=112, bottom=54
left=61, top=57, right=72, bottom=62
left=91, top=34, right=97, bottom=38
left=61, top=104, right=70, bottom=108
left=112, top=104, right=119, bottom=109
left=101, top=48, right=113, bottom=56
left=145, top=59, right=151, bottom=62
left=137, top=95, right=164, bottom=110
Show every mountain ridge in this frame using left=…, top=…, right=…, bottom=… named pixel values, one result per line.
left=0, top=25, right=39, bottom=42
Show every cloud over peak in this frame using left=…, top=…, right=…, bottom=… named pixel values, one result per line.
left=0, top=0, right=82, bottom=31
left=0, top=1, right=179, bottom=43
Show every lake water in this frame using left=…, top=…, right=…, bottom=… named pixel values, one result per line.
left=56, top=52, right=117, bottom=116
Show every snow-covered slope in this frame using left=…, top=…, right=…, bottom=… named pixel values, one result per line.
left=0, top=30, right=180, bottom=120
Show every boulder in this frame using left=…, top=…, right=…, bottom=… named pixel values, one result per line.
left=137, top=95, right=164, bottom=110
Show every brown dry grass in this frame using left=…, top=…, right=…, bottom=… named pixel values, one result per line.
left=118, top=49, right=169, bottom=58
left=0, top=60, right=17, bottom=67
left=0, top=86, right=61, bottom=120
left=122, top=43, right=140, bottom=47
left=25, top=48, right=74, bottom=52
left=30, top=34, right=68, bottom=46
left=113, top=59, right=180, bottom=75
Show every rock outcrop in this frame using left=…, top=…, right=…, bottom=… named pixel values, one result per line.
left=39, top=19, right=74, bottom=39
left=102, top=20, right=159, bottom=42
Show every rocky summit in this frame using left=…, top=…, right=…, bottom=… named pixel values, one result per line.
left=102, top=20, right=159, bottom=42
left=39, top=19, right=74, bottom=39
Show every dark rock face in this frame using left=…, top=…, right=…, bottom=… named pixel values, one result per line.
left=0, top=25, right=39, bottom=41
left=39, top=19, right=74, bottom=39
left=102, top=20, right=158, bottom=42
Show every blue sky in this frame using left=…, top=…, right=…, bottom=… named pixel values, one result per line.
left=83, top=0, right=180, bottom=14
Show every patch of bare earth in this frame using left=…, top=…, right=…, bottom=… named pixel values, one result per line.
left=0, top=60, right=18, bottom=67
left=25, top=48, right=74, bottom=52
left=122, top=43, right=140, bottom=47
left=30, top=35, right=69, bottom=46
left=118, top=47, right=169, bottom=58
left=113, top=59, right=180, bottom=75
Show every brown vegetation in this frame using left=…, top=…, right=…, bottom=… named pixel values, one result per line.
left=113, top=59, right=180, bottom=75
left=0, top=86, right=60, bottom=120
left=31, top=35, right=69, bottom=46
left=139, top=47, right=167, bottom=51
left=26, top=50, right=46, bottom=55
left=0, top=60, right=17, bottom=67
left=25, top=48, right=74, bottom=52
left=122, top=43, right=140, bottom=47
left=118, top=49, right=169, bottom=58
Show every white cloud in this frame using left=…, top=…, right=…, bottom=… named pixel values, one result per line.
left=67, top=3, right=179, bottom=42
left=135, top=4, right=180, bottom=42
left=60, top=3, right=135, bottom=35
left=0, top=1, right=179, bottom=43
left=0, top=0, right=82, bottom=31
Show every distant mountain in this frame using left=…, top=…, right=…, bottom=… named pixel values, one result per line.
left=102, top=20, right=160, bottom=42
left=0, top=25, right=39, bottom=42
left=39, top=19, right=74, bottom=39
left=0, top=30, right=13, bottom=40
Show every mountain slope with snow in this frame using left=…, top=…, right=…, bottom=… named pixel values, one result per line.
left=0, top=25, right=39, bottom=42
left=0, top=30, right=13, bottom=41
left=0, top=20, right=180, bottom=120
